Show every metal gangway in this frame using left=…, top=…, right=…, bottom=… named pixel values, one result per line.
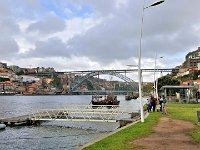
left=29, top=105, right=137, bottom=123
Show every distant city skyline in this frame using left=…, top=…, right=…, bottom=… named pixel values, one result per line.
left=1, top=0, right=200, bottom=82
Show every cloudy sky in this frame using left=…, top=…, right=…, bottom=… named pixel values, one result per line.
left=1, top=0, right=200, bottom=81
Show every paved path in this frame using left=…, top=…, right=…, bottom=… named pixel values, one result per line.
left=133, top=117, right=200, bottom=150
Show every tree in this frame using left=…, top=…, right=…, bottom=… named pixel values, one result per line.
left=0, top=77, right=10, bottom=82
left=85, top=80, right=95, bottom=90
left=16, top=70, right=24, bottom=75
left=177, top=70, right=200, bottom=82
left=142, top=83, right=154, bottom=95
left=192, top=70, right=200, bottom=80
left=157, top=75, right=180, bottom=90
left=51, top=75, right=62, bottom=89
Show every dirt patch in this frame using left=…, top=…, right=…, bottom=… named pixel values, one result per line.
left=133, top=117, right=200, bottom=150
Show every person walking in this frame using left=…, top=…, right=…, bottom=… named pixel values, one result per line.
left=162, top=95, right=167, bottom=114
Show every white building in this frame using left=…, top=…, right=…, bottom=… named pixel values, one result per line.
left=20, top=75, right=40, bottom=82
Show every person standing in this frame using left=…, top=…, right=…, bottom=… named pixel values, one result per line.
left=159, top=96, right=164, bottom=112
left=150, top=95, right=156, bottom=112
left=147, top=99, right=152, bottom=112
left=196, top=91, right=200, bottom=103
left=162, top=95, right=167, bottom=114
left=156, top=96, right=161, bottom=112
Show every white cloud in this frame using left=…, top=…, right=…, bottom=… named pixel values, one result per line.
left=0, top=37, right=19, bottom=57
left=24, top=38, right=68, bottom=58
left=27, top=15, right=66, bottom=34
left=1, top=0, right=200, bottom=82
left=52, top=17, right=102, bottom=42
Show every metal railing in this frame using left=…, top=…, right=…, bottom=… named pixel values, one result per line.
left=29, top=105, right=133, bottom=122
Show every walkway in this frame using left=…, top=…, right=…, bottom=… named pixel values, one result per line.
left=30, top=105, right=132, bottom=123
left=133, top=117, right=200, bottom=150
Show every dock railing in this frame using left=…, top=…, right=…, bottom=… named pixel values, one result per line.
left=29, top=105, right=134, bottom=122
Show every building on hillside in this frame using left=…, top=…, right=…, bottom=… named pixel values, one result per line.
left=189, top=68, right=198, bottom=74
left=8, top=65, right=20, bottom=72
left=177, top=68, right=199, bottom=77
left=46, top=78, right=53, bottom=84
left=16, top=86, right=26, bottom=94
left=0, top=62, right=7, bottom=69
left=20, top=68, right=37, bottom=74
left=0, top=72, right=18, bottom=81
left=63, top=73, right=79, bottom=87
left=79, top=84, right=88, bottom=91
left=20, top=75, right=40, bottom=83
left=0, top=72, right=11, bottom=79
left=26, top=83, right=39, bottom=94
left=37, top=67, right=55, bottom=73
left=181, top=79, right=200, bottom=91
left=0, top=81, right=16, bottom=94
left=182, top=47, right=200, bottom=69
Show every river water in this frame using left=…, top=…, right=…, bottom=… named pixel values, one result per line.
left=0, top=95, right=143, bottom=150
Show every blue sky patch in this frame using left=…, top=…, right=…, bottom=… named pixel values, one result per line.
left=40, top=0, right=93, bottom=19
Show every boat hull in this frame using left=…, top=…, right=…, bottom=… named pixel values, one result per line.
left=91, top=95, right=120, bottom=105
left=91, top=100, right=120, bottom=105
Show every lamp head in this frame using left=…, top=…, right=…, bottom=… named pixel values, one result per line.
left=151, top=0, right=165, bottom=7
left=145, top=0, right=165, bottom=9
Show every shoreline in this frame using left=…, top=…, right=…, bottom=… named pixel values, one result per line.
left=77, top=112, right=149, bottom=150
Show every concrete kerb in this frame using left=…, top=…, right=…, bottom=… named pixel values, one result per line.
left=77, top=112, right=149, bottom=150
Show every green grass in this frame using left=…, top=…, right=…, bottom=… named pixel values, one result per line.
left=166, top=102, right=200, bottom=142
left=166, top=103, right=200, bottom=123
left=83, top=112, right=161, bottom=150
left=84, top=103, right=200, bottom=150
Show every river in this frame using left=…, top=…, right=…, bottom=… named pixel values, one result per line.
left=0, top=95, right=144, bottom=150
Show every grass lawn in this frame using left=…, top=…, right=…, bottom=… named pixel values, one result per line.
left=166, top=103, right=200, bottom=142
left=83, top=112, right=161, bottom=150
left=83, top=103, right=200, bottom=150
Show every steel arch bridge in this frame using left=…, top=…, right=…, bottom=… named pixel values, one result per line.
left=70, top=70, right=136, bottom=92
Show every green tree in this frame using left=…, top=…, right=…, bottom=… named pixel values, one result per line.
left=192, top=70, right=200, bottom=80
left=142, top=83, right=154, bottom=94
left=178, top=74, right=189, bottom=82
left=157, top=75, right=180, bottom=90
left=51, top=75, right=62, bottom=89
left=85, top=80, right=95, bottom=90
left=0, top=77, right=10, bottom=82
left=178, top=70, right=200, bottom=82
left=16, top=70, right=24, bottom=75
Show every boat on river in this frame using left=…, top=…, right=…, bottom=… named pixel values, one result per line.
left=91, top=75, right=120, bottom=105
left=91, top=93, right=120, bottom=105
left=125, top=92, right=139, bottom=100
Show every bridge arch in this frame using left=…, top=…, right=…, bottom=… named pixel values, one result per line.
left=70, top=70, right=136, bottom=91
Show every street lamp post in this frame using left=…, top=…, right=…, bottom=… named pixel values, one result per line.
left=154, top=51, right=163, bottom=97
left=138, top=0, right=164, bottom=122
left=155, top=55, right=164, bottom=100
left=153, top=51, right=157, bottom=97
